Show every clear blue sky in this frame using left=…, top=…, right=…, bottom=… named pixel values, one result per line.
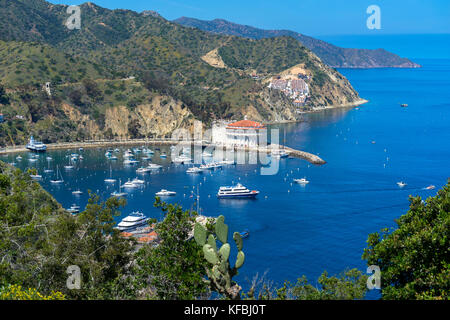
left=49, top=0, right=450, bottom=36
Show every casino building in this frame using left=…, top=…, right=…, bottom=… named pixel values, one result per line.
left=212, top=119, right=267, bottom=147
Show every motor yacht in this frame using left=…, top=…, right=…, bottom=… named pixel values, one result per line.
left=217, top=183, right=259, bottom=199
left=116, top=212, right=149, bottom=231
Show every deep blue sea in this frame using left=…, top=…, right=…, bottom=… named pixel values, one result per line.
left=2, top=35, right=449, bottom=299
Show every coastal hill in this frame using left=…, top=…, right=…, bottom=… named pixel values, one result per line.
left=1, top=0, right=361, bottom=146
left=173, top=17, right=421, bottom=69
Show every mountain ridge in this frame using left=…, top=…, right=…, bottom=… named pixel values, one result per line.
left=173, top=17, right=421, bottom=69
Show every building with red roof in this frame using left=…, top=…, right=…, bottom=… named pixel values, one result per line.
left=211, top=118, right=267, bottom=147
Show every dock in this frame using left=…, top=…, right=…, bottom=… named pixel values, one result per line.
left=0, top=139, right=326, bottom=165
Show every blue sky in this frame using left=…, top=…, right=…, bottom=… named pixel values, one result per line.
left=49, top=0, right=450, bottom=36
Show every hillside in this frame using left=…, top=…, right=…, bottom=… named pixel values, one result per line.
left=173, top=17, right=421, bottom=69
left=0, top=0, right=363, bottom=146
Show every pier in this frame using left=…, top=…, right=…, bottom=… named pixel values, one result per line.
left=0, top=139, right=326, bottom=165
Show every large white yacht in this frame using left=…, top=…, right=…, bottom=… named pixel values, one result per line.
left=217, top=183, right=259, bottom=199
left=26, top=136, right=47, bottom=152
left=116, top=212, right=149, bottom=231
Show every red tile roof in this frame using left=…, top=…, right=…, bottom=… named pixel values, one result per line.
left=227, top=120, right=266, bottom=129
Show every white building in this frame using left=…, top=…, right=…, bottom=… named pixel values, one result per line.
left=212, top=119, right=267, bottom=147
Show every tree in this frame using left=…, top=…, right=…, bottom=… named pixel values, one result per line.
left=0, top=85, right=9, bottom=105
left=362, top=181, right=450, bottom=300
left=134, top=198, right=209, bottom=300
left=245, top=269, right=367, bottom=300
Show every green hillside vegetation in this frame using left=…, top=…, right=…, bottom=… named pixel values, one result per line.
left=0, top=0, right=361, bottom=147
left=0, top=40, right=108, bottom=88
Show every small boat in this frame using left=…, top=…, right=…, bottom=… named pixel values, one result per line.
left=50, top=166, right=64, bottom=184
left=147, top=163, right=162, bottom=170
left=79, top=147, right=84, bottom=151
left=186, top=167, right=204, bottom=174
left=219, top=160, right=236, bottom=165
left=239, top=230, right=250, bottom=239
left=172, top=155, right=192, bottom=164
left=30, top=171, right=42, bottom=180
left=217, top=184, right=259, bottom=199
left=111, top=179, right=127, bottom=197
left=425, top=185, right=435, bottom=190
left=294, top=178, right=309, bottom=184
left=131, top=177, right=145, bottom=185
left=160, top=152, right=167, bottom=158
left=400, top=103, right=408, bottom=107
left=122, top=180, right=139, bottom=189
left=136, top=167, right=151, bottom=174
left=116, top=212, right=149, bottom=231
left=104, top=165, right=116, bottom=183
left=46, top=156, right=52, bottom=161
left=16, top=155, right=22, bottom=161
left=202, top=151, right=213, bottom=157
left=397, top=181, right=407, bottom=188
left=72, top=189, right=83, bottom=195
left=67, top=204, right=80, bottom=214
left=124, top=159, right=139, bottom=165
left=155, top=189, right=177, bottom=197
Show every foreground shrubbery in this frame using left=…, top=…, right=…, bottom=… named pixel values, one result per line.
left=0, top=285, right=65, bottom=300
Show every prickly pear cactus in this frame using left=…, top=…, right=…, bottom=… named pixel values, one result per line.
left=194, top=215, right=245, bottom=300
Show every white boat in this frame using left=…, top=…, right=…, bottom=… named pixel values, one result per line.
left=122, top=180, right=139, bottom=189
left=160, top=152, right=167, bottom=158
left=30, top=172, right=42, bottom=180
left=136, top=167, right=151, bottom=174
left=116, top=212, right=149, bottom=231
left=131, top=177, right=145, bottom=185
left=50, top=166, right=64, bottom=184
left=124, top=159, right=139, bottom=165
left=67, top=204, right=80, bottom=214
left=72, top=189, right=83, bottom=195
left=294, top=178, right=309, bottom=184
left=397, top=181, right=407, bottom=187
left=155, top=189, right=177, bottom=197
left=26, top=136, right=47, bottom=152
left=16, top=155, right=22, bottom=161
left=104, top=165, right=116, bottom=183
left=202, top=151, right=213, bottom=157
left=123, top=150, right=134, bottom=158
left=46, top=156, right=52, bottom=161
left=217, top=183, right=259, bottom=199
left=172, top=155, right=192, bottom=164
left=186, top=167, right=205, bottom=174
left=111, top=179, right=127, bottom=197
left=147, top=163, right=162, bottom=170
left=204, top=162, right=223, bottom=170
left=219, top=159, right=235, bottom=165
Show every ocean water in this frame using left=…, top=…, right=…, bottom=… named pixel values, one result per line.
left=2, top=58, right=449, bottom=299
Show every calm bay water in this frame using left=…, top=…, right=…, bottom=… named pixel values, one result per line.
left=3, top=57, right=449, bottom=299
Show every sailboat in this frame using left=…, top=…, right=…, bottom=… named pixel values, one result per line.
left=111, top=179, right=127, bottom=197
left=104, top=165, right=116, bottom=183
left=30, top=169, right=42, bottom=180
left=50, top=166, right=64, bottom=184
left=44, top=158, right=53, bottom=173
left=64, top=158, right=74, bottom=170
